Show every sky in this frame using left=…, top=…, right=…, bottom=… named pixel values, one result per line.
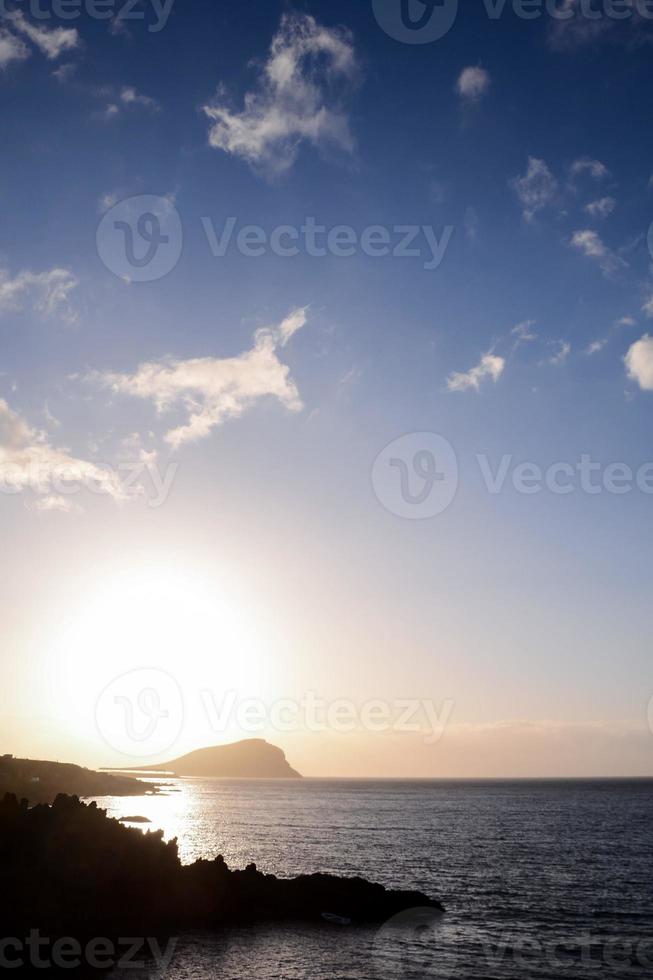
left=1, top=0, right=653, bottom=777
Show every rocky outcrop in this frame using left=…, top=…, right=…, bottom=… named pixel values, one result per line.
left=1, top=792, right=443, bottom=938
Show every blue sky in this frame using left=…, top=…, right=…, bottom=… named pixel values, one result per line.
left=1, top=0, right=653, bottom=775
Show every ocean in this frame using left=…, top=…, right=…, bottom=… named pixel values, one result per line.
left=89, top=778, right=653, bottom=979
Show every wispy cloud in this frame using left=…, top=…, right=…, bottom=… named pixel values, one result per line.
left=587, top=315, right=637, bottom=355
left=570, top=229, right=626, bottom=279
left=88, top=309, right=308, bottom=448
left=103, top=86, right=160, bottom=119
left=511, top=319, right=538, bottom=349
left=548, top=0, right=651, bottom=51
left=510, top=157, right=558, bottom=222
left=548, top=340, right=572, bottom=366
left=570, top=157, right=610, bottom=180
left=119, top=86, right=159, bottom=111
left=447, top=353, right=505, bottom=392
left=584, top=196, right=616, bottom=219
left=0, top=28, right=29, bottom=68
left=203, top=13, right=357, bottom=177
left=0, top=399, right=124, bottom=506
left=0, top=267, right=78, bottom=323
left=456, top=65, right=490, bottom=103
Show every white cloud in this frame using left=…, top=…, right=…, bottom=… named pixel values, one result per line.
left=456, top=66, right=490, bottom=103
left=584, top=196, right=615, bottom=218
left=570, top=230, right=625, bottom=278
left=447, top=353, right=505, bottom=392
left=203, top=13, right=357, bottom=176
left=52, top=61, right=76, bottom=83
left=616, top=315, right=636, bottom=328
left=0, top=399, right=124, bottom=505
left=642, top=296, right=653, bottom=318
left=102, top=87, right=160, bottom=119
left=0, top=28, right=29, bottom=68
left=0, top=267, right=78, bottom=323
left=586, top=338, right=608, bottom=355
left=549, top=340, right=571, bottom=366
left=570, top=157, right=610, bottom=180
left=89, top=309, right=308, bottom=448
left=510, top=158, right=558, bottom=222
left=625, top=335, right=653, bottom=390
left=6, top=10, right=79, bottom=60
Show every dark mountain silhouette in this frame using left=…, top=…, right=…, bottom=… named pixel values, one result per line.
left=128, top=739, right=302, bottom=778
left=0, top=754, right=155, bottom=804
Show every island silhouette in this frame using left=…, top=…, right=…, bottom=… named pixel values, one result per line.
left=123, top=738, right=302, bottom=779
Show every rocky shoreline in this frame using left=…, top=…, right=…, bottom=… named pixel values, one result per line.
left=1, top=792, right=444, bottom=938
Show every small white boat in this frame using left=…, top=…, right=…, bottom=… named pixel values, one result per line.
left=321, top=912, right=352, bottom=926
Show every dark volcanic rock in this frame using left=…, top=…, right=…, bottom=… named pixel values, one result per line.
left=0, top=792, right=443, bottom=938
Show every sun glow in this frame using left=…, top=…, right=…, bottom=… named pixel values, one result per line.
left=46, top=564, right=271, bottom=750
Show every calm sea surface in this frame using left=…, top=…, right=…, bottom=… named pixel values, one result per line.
left=89, top=778, right=653, bottom=979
